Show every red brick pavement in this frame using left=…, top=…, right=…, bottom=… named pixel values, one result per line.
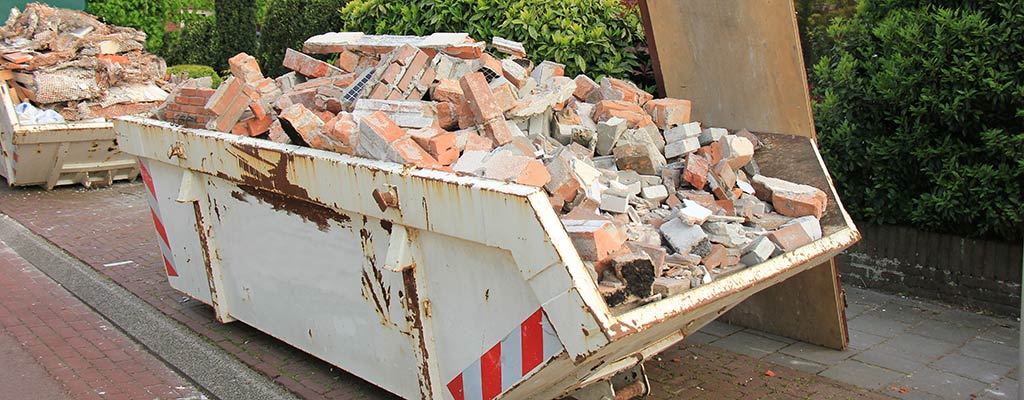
left=0, top=238, right=202, bottom=400
left=0, top=182, right=891, bottom=399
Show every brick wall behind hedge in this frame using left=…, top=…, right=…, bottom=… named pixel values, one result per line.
left=838, top=223, right=1023, bottom=316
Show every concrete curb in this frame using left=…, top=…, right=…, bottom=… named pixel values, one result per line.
left=0, top=214, right=299, bottom=400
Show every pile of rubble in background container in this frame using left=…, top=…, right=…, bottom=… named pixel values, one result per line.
left=156, top=32, right=828, bottom=307
left=0, top=3, right=167, bottom=123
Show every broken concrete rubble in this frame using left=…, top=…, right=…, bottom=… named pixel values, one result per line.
left=1, top=3, right=167, bottom=121
left=149, top=31, right=832, bottom=309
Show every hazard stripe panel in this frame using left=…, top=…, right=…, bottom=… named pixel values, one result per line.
left=139, top=159, right=178, bottom=277
left=447, top=308, right=563, bottom=400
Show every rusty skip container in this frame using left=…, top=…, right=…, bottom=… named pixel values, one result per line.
left=0, top=80, right=139, bottom=189
left=114, top=1, right=860, bottom=397
left=115, top=114, right=859, bottom=399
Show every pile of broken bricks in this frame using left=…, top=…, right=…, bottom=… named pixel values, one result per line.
left=154, top=32, right=829, bottom=308
left=0, top=3, right=168, bottom=121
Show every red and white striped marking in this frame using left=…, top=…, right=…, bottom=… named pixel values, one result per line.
left=138, top=159, right=178, bottom=277
left=447, top=308, right=562, bottom=400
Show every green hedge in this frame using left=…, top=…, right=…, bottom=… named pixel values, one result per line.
left=86, top=0, right=213, bottom=52
left=811, top=0, right=1024, bottom=240
left=167, top=64, right=223, bottom=87
left=162, top=15, right=220, bottom=68
left=257, top=0, right=347, bottom=77
left=339, top=0, right=648, bottom=86
left=214, top=0, right=257, bottom=71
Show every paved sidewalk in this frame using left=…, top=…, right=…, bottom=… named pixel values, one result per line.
left=693, top=288, right=1019, bottom=399
left=0, top=239, right=203, bottom=400
left=2, top=181, right=1012, bottom=399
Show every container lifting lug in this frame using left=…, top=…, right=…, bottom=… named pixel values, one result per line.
left=566, top=362, right=650, bottom=400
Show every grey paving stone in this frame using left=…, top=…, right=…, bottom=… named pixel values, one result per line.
left=819, top=359, right=905, bottom=390
left=887, top=295, right=949, bottom=315
left=876, top=334, right=960, bottom=363
left=846, top=301, right=874, bottom=319
left=862, top=304, right=931, bottom=326
left=709, top=330, right=788, bottom=359
left=700, top=320, right=743, bottom=338
left=978, top=324, right=1019, bottom=347
left=849, top=313, right=915, bottom=338
left=845, top=286, right=895, bottom=306
left=979, top=378, right=1018, bottom=399
left=743, top=328, right=797, bottom=344
left=854, top=348, right=928, bottom=374
left=892, top=389, right=945, bottom=400
left=779, top=341, right=857, bottom=366
left=932, top=353, right=1013, bottom=384
left=681, top=331, right=718, bottom=345
left=909, top=318, right=985, bottom=345
left=933, top=308, right=999, bottom=329
left=848, top=328, right=888, bottom=351
left=960, top=339, right=1019, bottom=367
left=763, top=352, right=828, bottom=375
left=896, top=367, right=989, bottom=398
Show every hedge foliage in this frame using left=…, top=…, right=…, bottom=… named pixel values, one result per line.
left=166, top=64, right=223, bottom=87
left=338, top=0, right=648, bottom=87
left=162, top=15, right=220, bottom=68
left=86, top=0, right=212, bottom=52
left=257, top=0, right=347, bottom=77
left=213, top=0, right=257, bottom=71
left=811, top=0, right=1024, bottom=240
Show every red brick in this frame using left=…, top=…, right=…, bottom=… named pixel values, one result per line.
left=696, top=141, right=723, bottom=165
left=335, top=50, right=359, bottom=72
left=282, top=48, right=340, bottom=78
left=683, top=153, right=710, bottom=190
left=644, top=98, right=691, bottom=129
left=574, top=74, right=599, bottom=101
left=204, top=77, right=244, bottom=115
left=593, top=100, right=653, bottom=128
left=179, top=87, right=215, bottom=98
left=773, top=191, right=827, bottom=219
left=278, top=104, right=325, bottom=144
left=408, top=128, right=458, bottom=165
left=361, top=110, right=407, bottom=144
left=766, top=223, right=814, bottom=251
left=563, top=218, right=627, bottom=261
left=479, top=120, right=514, bottom=146
left=390, top=137, right=442, bottom=169
left=464, top=133, right=495, bottom=152
left=228, top=52, right=264, bottom=83
left=392, top=44, right=419, bottom=65
left=380, top=63, right=402, bottom=84
left=436, top=102, right=458, bottom=130
left=432, top=79, right=464, bottom=104
left=460, top=72, right=505, bottom=124
left=397, top=51, right=430, bottom=90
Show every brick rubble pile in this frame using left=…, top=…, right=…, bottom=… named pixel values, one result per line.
left=156, top=32, right=829, bottom=307
left=0, top=3, right=168, bottom=121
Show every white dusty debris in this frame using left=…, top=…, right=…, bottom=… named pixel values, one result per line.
left=0, top=3, right=168, bottom=122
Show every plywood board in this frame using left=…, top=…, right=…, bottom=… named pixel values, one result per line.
left=640, top=0, right=816, bottom=137
left=721, top=260, right=849, bottom=350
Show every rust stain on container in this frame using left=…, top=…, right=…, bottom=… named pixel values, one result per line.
left=238, top=184, right=351, bottom=231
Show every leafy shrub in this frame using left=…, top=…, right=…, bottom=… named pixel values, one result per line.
left=812, top=0, right=1024, bottom=240
left=339, top=0, right=647, bottom=85
left=167, top=64, right=223, bottom=87
left=258, top=0, right=346, bottom=77
left=162, top=15, right=220, bottom=68
left=214, top=0, right=257, bottom=70
left=86, top=0, right=213, bottom=52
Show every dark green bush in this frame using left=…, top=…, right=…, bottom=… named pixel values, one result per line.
left=214, top=0, right=257, bottom=70
left=163, top=15, right=220, bottom=68
left=258, top=0, right=346, bottom=77
left=812, top=0, right=1024, bottom=240
left=166, top=64, right=223, bottom=87
left=338, top=0, right=647, bottom=85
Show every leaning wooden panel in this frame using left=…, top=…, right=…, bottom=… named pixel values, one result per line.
left=640, top=0, right=853, bottom=349
left=640, top=0, right=815, bottom=138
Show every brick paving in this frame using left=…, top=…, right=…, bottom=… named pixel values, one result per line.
left=0, top=238, right=202, bottom=400
left=0, top=181, right=894, bottom=399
